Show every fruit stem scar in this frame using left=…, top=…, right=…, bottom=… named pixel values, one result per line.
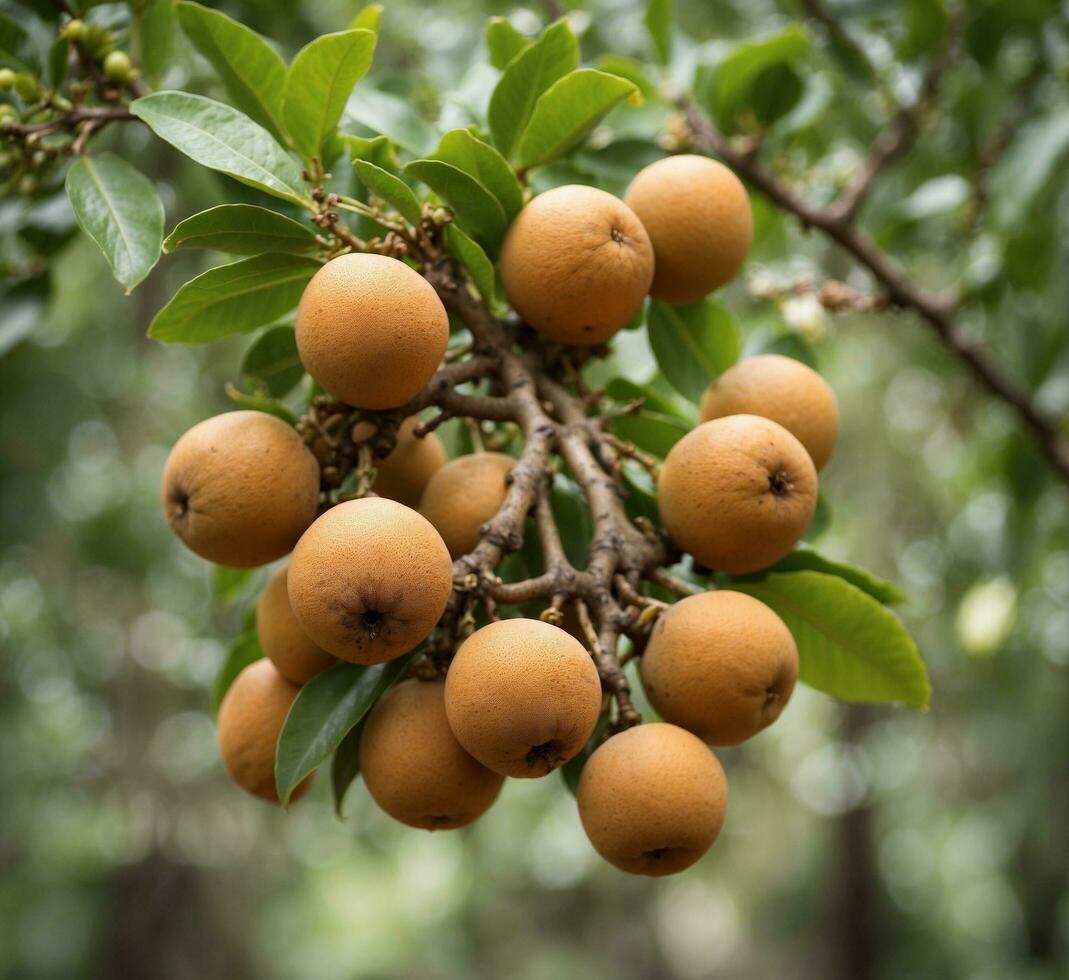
left=610, top=227, right=625, bottom=244
left=768, top=469, right=793, bottom=496
left=362, top=609, right=384, bottom=639
left=526, top=739, right=562, bottom=771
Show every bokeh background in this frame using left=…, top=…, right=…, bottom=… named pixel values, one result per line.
left=1, top=0, right=1067, bottom=978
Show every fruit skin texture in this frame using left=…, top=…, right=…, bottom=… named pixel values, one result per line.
left=578, top=723, right=727, bottom=876
left=295, top=253, right=448, bottom=410
left=499, top=184, right=654, bottom=346
left=287, top=496, right=452, bottom=664
left=658, top=414, right=817, bottom=574
left=217, top=659, right=313, bottom=804
left=445, top=618, right=602, bottom=778
left=161, top=410, right=320, bottom=568
left=699, top=354, right=839, bottom=471
left=371, top=416, right=447, bottom=509
left=640, top=590, right=798, bottom=745
left=419, top=452, right=515, bottom=559
left=625, top=154, right=752, bottom=303
left=256, top=565, right=336, bottom=685
left=360, top=679, right=504, bottom=830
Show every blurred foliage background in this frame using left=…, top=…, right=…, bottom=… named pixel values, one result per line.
left=1, top=0, right=1067, bottom=978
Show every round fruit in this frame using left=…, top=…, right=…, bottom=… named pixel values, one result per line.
left=445, top=618, right=602, bottom=778
left=295, top=253, right=449, bottom=410
left=287, top=496, right=452, bottom=664
left=499, top=184, right=654, bottom=346
left=419, top=452, right=515, bottom=559
left=160, top=411, right=320, bottom=568
left=640, top=590, right=798, bottom=745
left=370, top=416, right=447, bottom=509
left=625, top=154, right=752, bottom=303
left=699, top=354, right=839, bottom=471
left=360, top=679, right=504, bottom=830
left=256, top=565, right=336, bottom=685
left=217, top=659, right=313, bottom=804
left=577, top=723, right=727, bottom=876
left=658, top=414, right=817, bottom=574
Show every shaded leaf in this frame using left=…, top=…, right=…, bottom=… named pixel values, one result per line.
left=241, top=325, right=304, bottom=397
left=65, top=153, right=164, bottom=292
left=213, top=565, right=259, bottom=608
left=605, top=377, right=691, bottom=421
left=647, top=299, right=741, bottom=403
left=405, top=159, right=506, bottom=250
left=345, top=87, right=436, bottom=155
left=283, top=29, right=376, bottom=160
left=352, top=159, right=422, bottom=226
left=735, top=571, right=930, bottom=707
left=131, top=91, right=310, bottom=206
left=275, top=654, right=415, bottom=805
left=644, top=0, right=672, bottom=65
left=445, top=224, right=497, bottom=306
left=148, top=253, right=320, bottom=343
left=330, top=718, right=365, bottom=816
left=561, top=711, right=610, bottom=796
left=175, top=1, right=287, bottom=140
left=710, top=26, right=809, bottom=131
left=212, top=624, right=263, bottom=712
left=345, top=133, right=395, bottom=168
left=434, top=128, right=523, bottom=220
left=164, top=204, right=320, bottom=255
left=609, top=411, right=688, bottom=458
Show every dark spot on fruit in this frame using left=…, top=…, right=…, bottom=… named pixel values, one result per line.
left=363, top=609, right=384, bottom=638
left=610, top=227, right=625, bottom=244
left=769, top=469, right=793, bottom=496
left=644, top=847, right=671, bottom=861
left=526, top=739, right=563, bottom=772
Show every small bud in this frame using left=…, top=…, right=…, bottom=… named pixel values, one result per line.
left=0, top=104, right=17, bottom=123
left=13, top=73, right=41, bottom=102
left=0, top=68, right=14, bottom=90
left=50, top=94, right=72, bottom=112
left=61, top=18, right=86, bottom=41
left=103, top=50, right=132, bottom=83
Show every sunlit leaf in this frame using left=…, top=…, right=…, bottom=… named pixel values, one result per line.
left=405, top=159, right=507, bottom=251
left=647, top=299, right=741, bottom=403
left=433, top=129, right=523, bottom=220
left=352, top=159, right=422, bottom=226
left=163, top=204, right=320, bottom=255
left=486, top=16, right=532, bottom=71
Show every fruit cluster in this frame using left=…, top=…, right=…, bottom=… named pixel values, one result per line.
left=162, top=154, right=840, bottom=876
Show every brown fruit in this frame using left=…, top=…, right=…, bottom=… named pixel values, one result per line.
left=295, top=253, right=448, bottom=409
left=577, top=723, right=727, bottom=876
left=658, top=414, right=817, bottom=574
left=499, top=184, right=654, bottom=346
left=640, top=590, right=798, bottom=745
left=418, top=452, right=515, bottom=559
left=217, top=659, right=313, bottom=804
left=161, top=410, right=319, bottom=568
left=445, top=618, right=602, bottom=778
left=370, top=416, right=447, bottom=508
left=699, top=355, right=839, bottom=471
left=360, top=679, right=504, bottom=830
left=256, top=565, right=336, bottom=685
left=287, top=497, right=452, bottom=664
left=625, top=154, right=752, bottom=303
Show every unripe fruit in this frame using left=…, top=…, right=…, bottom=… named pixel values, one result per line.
left=658, top=414, right=817, bottom=574
left=699, top=354, right=839, bottom=471
left=445, top=618, right=602, bottom=778
left=360, top=679, right=504, bottom=830
left=640, top=591, right=798, bottom=745
left=217, top=659, right=313, bottom=804
left=287, top=497, right=452, bottom=664
left=103, top=50, right=132, bottom=82
left=257, top=565, right=336, bottom=685
left=625, top=154, right=752, bottom=303
left=61, top=19, right=86, bottom=41
left=295, top=253, right=448, bottom=410
left=499, top=184, right=654, bottom=346
left=0, top=68, right=15, bottom=90
left=13, top=73, right=41, bottom=102
left=161, top=411, right=320, bottom=568
left=577, top=723, right=727, bottom=876
left=370, top=416, right=447, bottom=509
left=418, top=452, right=515, bottom=559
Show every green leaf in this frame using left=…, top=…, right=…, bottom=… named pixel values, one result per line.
left=741, top=549, right=906, bottom=605
left=164, top=204, right=320, bottom=255
left=596, top=54, right=657, bottom=100
left=224, top=382, right=299, bottom=424
left=710, top=26, right=810, bottom=131
left=48, top=36, right=70, bottom=87
left=131, top=92, right=310, bottom=207
left=351, top=159, right=422, bottom=227
left=241, top=325, right=304, bottom=397
left=647, top=299, right=741, bottom=403
left=148, top=253, right=320, bottom=343
left=445, top=224, right=497, bottom=306
left=65, top=153, right=164, bottom=293
left=901, top=0, right=948, bottom=59
left=516, top=69, right=639, bottom=170
left=0, top=13, right=37, bottom=72
left=488, top=19, right=579, bottom=159
left=175, top=2, right=287, bottom=140
left=349, top=3, right=383, bottom=31
left=609, top=411, right=688, bottom=458
left=330, top=719, right=365, bottom=816
left=345, top=133, right=396, bottom=168
left=405, top=159, right=506, bottom=251
left=644, top=0, right=672, bottom=65
left=275, top=655, right=415, bottom=805
left=283, top=29, right=377, bottom=160
left=605, top=378, right=691, bottom=420
left=139, top=0, right=177, bottom=88
left=212, top=625, right=263, bottom=712
left=345, top=87, right=436, bottom=156
left=486, top=16, right=532, bottom=71
left=990, top=109, right=1069, bottom=229
left=735, top=572, right=930, bottom=708
left=213, top=565, right=258, bottom=607
left=433, top=129, right=523, bottom=220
